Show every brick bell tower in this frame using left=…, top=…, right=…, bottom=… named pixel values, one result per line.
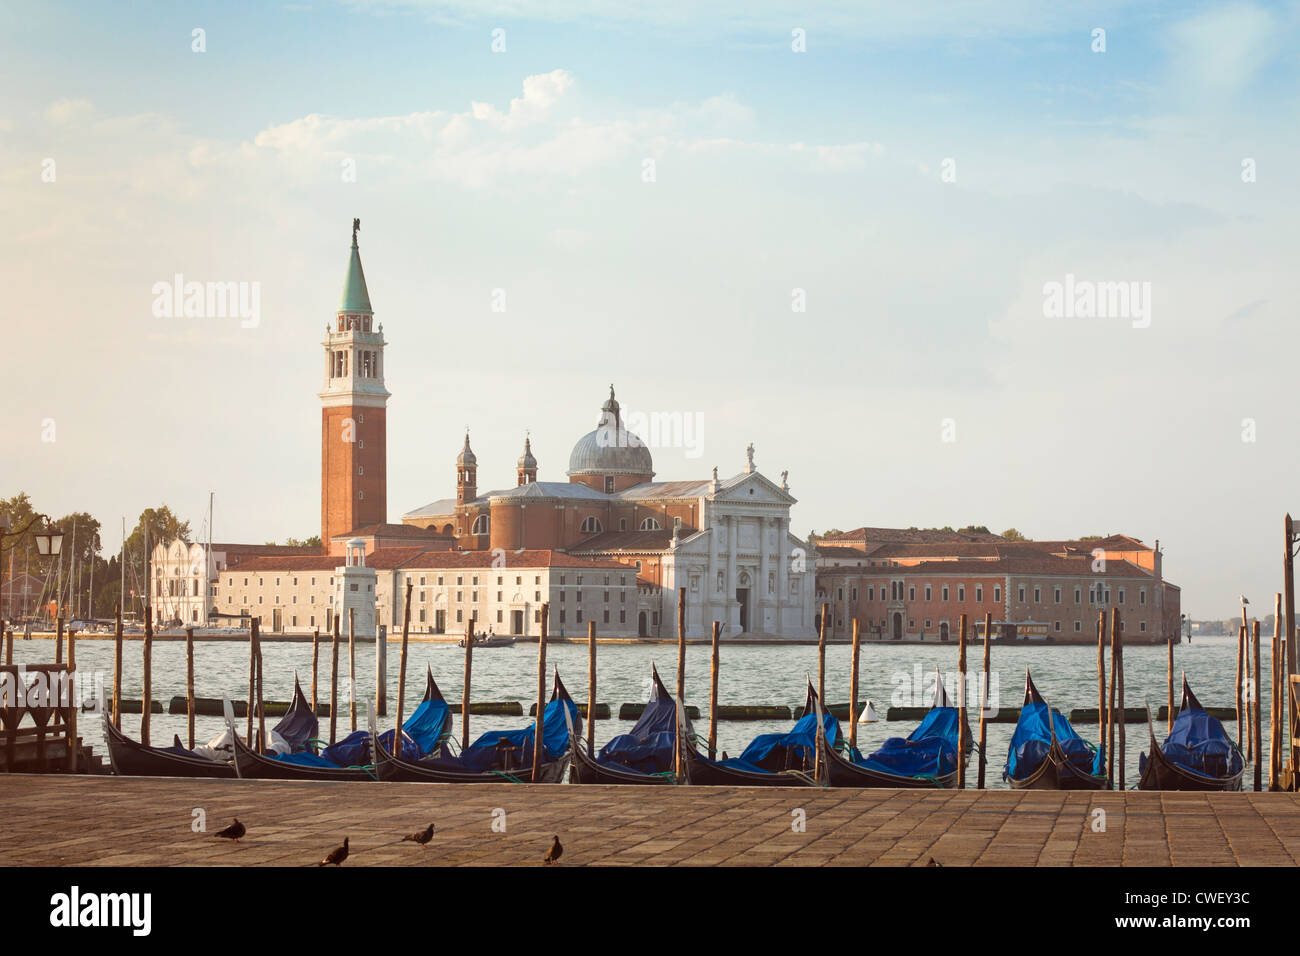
left=320, top=218, right=389, bottom=553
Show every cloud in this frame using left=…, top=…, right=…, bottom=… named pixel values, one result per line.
left=46, top=98, right=94, bottom=124
left=1163, top=2, right=1281, bottom=107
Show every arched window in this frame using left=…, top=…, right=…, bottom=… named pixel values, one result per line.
left=580, top=517, right=603, bottom=534
left=639, top=517, right=661, bottom=531
left=471, top=515, right=490, bottom=535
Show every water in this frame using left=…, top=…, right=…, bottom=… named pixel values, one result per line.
left=13, top=633, right=1270, bottom=789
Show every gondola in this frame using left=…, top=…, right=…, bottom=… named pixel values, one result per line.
left=371, top=669, right=575, bottom=783
left=680, top=683, right=830, bottom=786
left=1138, top=677, right=1243, bottom=792
left=229, top=667, right=449, bottom=781
left=818, top=669, right=967, bottom=788
left=568, top=664, right=683, bottom=785
left=1004, top=669, right=1107, bottom=791
left=103, top=713, right=238, bottom=778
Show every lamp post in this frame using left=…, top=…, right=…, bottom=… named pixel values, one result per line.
left=0, top=514, right=63, bottom=633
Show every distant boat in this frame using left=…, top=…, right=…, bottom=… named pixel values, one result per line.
left=857, top=699, right=880, bottom=723
left=458, top=634, right=517, bottom=648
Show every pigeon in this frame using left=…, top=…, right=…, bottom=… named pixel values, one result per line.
left=926, top=857, right=942, bottom=867
left=403, top=824, right=435, bottom=847
left=319, top=837, right=349, bottom=866
left=544, top=835, right=563, bottom=865
left=215, top=819, right=245, bottom=844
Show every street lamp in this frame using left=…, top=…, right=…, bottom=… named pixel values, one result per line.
left=34, top=526, right=65, bottom=558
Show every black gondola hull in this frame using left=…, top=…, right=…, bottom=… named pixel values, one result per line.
left=230, top=733, right=374, bottom=781
left=820, top=734, right=955, bottom=789
left=568, top=739, right=674, bottom=784
left=681, top=744, right=813, bottom=787
left=1138, top=735, right=1243, bottom=792
left=103, top=716, right=236, bottom=778
left=372, top=734, right=568, bottom=783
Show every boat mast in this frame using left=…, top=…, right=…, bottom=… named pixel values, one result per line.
left=67, top=518, right=77, bottom=618
left=87, top=529, right=94, bottom=619
left=120, top=517, right=126, bottom=621
left=206, top=490, right=213, bottom=628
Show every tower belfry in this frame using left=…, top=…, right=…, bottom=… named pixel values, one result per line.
left=320, top=219, right=390, bottom=552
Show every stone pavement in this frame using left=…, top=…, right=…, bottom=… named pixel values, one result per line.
left=1, top=776, right=1297, bottom=866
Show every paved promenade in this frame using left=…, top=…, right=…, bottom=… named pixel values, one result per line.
left=1, top=776, right=1296, bottom=866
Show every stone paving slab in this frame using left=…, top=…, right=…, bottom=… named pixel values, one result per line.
left=0, top=776, right=1297, bottom=866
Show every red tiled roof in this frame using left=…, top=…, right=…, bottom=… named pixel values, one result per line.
left=819, top=527, right=1007, bottom=545
left=569, top=527, right=696, bottom=553
left=332, top=523, right=455, bottom=541
left=819, top=554, right=1154, bottom=578
left=226, top=547, right=628, bottom=573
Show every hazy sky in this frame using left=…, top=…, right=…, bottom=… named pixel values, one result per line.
left=4, top=1, right=1299, bottom=617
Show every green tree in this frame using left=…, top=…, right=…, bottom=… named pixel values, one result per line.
left=957, top=525, right=991, bottom=535
left=1000, top=527, right=1028, bottom=541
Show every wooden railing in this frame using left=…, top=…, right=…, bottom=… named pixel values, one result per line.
left=0, top=663, right=78, bottom=772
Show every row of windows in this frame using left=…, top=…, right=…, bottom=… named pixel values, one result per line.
left=880, top=618, right=1151, bottom=634
left=850, top=581, right=1147, bottom=607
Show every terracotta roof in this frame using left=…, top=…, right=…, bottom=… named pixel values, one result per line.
left=568, top=527, right=696, bottom=553
left=820, top=554, right=1154, bottom=578
left=225, top=547, right=629, bottom=573
left=819, top=527, right=1007, bottom=545
left=332, top=523, right=453, bottom=541
left=396, top=549, right=629, bottom=571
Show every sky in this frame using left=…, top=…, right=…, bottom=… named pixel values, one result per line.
left=3, top=0, right=1299, bottom=617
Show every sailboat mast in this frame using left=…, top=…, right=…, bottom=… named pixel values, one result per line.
left=207, top=490, right=213, bottom=628
left=120, top=517, right=125, bottom=621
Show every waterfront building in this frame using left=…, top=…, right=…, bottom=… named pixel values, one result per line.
left=149, top=540, right=317, bottom=626
left=814, top=529, right=1180, bottom=644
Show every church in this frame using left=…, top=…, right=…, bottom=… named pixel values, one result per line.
left=208, top=221, right=818, bottom=640
left=401, top=388, right=818, bottom=639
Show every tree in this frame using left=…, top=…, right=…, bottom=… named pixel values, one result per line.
left=1001, top=528, right=1028, bottom=541
left=957, top=525, right=991, bottom=535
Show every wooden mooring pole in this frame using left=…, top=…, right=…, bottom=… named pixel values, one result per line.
left=1284, top=514, right=1296, bottom=786
left=1271, top=593, right=1282, bottom=790
left=461, top=617, right=474, bottom=750
left=246, top=619, right=256, bottom=745
left=311, top=628, right=319, bottom=716
left=255, top=619, right=266, bottom=750
left=676, top=587, right=687, bottom=702
left=1236, top=624, right=1245, bottom=753
left=185, top=627, right=195, bottom=750
left=957, top=613, right=967, bottom=789
left=1107, top=609, right=1118, bottom=788
left=348, top=609, right=357, bottom=733
left=978, top=611, right=991, bottom=789
left=709, top=620, right=721, bottom=758
left=1166, top=632, right=1174, bottom=734
left=1097, top=611, right=1107, bottom=772
left=849, top=618, right=861, bottom=754
left=1254, top=619, right=1263, bottom=792
left=586, top=620, right=596, bottom=757
left=532, top=603, right=548, bottom=781
left=55, top=613, right=63, bottom=665
left=112, top=603, right=122, bottom=729
left=1115, top=607, right=1126, bottom=790
left=818, top=601, right=828, bottom=705
left=395, top=582, right=412, bottom=760
left=141, top=607, right=153, bottom=746
left=329, top=615, right=340, bottom=744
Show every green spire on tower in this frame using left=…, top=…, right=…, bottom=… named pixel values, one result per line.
left=339, top=217, right=373, bottom=314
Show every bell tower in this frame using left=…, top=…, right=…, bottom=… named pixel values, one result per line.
left=320, top=219, right=389, bottom=553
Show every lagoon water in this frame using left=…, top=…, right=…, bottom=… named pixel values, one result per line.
left=14, top=632, right=1267, bottom=789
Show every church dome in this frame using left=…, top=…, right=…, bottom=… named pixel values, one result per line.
left=567, top=386, right=654, bottom=478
